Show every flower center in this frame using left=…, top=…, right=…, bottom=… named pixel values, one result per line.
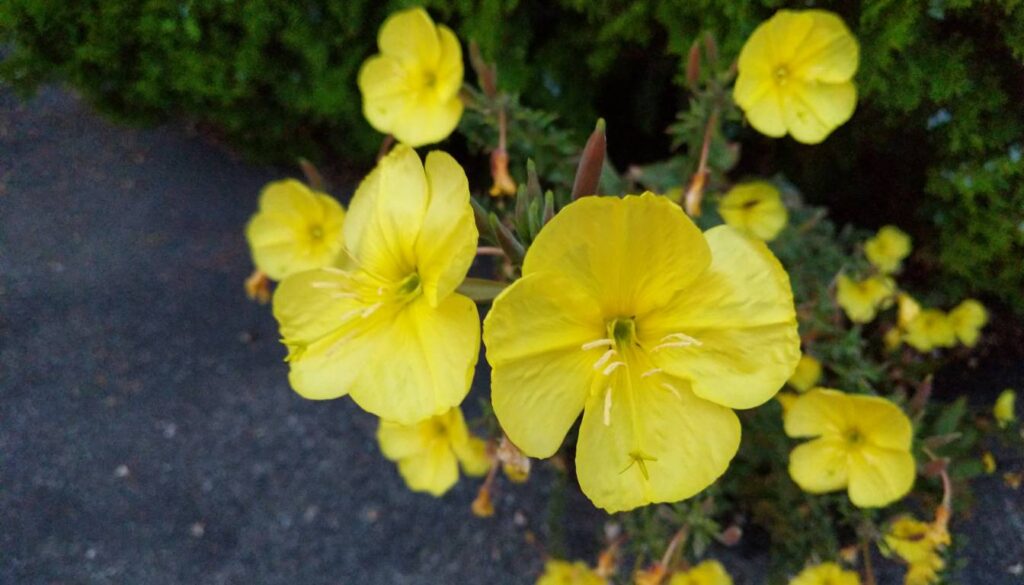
left=774, top=65, right=790, bottom=84
left=423, top=70, right=438, bottom=89
left=608, top=316, right=637, bottom=349
left=397, top=272, right=422, bottom=297
left=309, top=224, right=324, bottom=241
left=845, top=428, right=865, bottom=446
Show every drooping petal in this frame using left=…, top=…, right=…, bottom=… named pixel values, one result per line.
left=377, top=7, right=441, bottom=67
left=783, top=81, right=857, bottom=144
left=396, top=440, right=460, bottom=496
left=574, top=370, right=740, bottom=513
left=349, top=294, right=480, bottom=424
left=788, top=438, right=850, bottom=493
left=416, top=151, right=477, bottom=307
left=523, top=193, right=711, bottom=317
left=344, top=145, right=428, bottom=280
left=485, top=273, right=605, bottom=457
left=643, top=226, right=799, bottom=409
left=848, top=446, right=916, bottom=507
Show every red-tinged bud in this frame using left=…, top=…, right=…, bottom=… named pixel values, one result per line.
left=572, top=119, right=606, bottom=200
left=244, top=270, right=271, bottom=304
left=686, top=38, right=702, bottom=88
left=469, top=41, right=498, bottom=98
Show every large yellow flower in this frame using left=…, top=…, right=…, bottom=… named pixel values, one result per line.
left=536, top=560, right=606, bottom=585
left=245, top=179, right=345, bottom=281
left=904, top=309, right=956, bottom=352
left=789, top=563, right=859, bottom=585
left=273, top=145, right=480, bottom=424
left=785, top=389, right=915, bottom=508
left=484, top=194, right=800, bottom=512
left=668, top=560, right=733, bottom=585
left=377, top=407, right=490, bottom=496
left=358, top=8, right=464, bottom=147
left=864, top=225, right=912, bottom=274
left=734, top=10, right=859, bottom=144
left=717, top=181, right=788, bottom=241
left=836, top=274, right=894, bottom=323
left=947, top=299, right=987, bottom=347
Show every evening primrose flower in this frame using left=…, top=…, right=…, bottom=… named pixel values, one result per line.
left=273, top=145, right=480, bottom=424
left=785, top=388, right=915, bottom=507
left=789, top=563, right=859, bottom=585
left=836, top=274, right=895, bottom=323
left=864, top=225, right=911, bottom=274
left=904, top=310, right=956, bottom=352
left=883, top=516, right=949, bottom=585
left=948, top=299, right=987, bottom=347
left=377, top=407, right=490, bottom=496
left=484, top=193, right=800, bottom=512
left=358, top=8, right=464, bottom=146
left=995, top=389, right=1017, bottom=428
left=788, top=354, right=822, bottom=392
left=717, top=182, right=788, bottom=241
left=245, top=179, right=345, bottom=281
left=734, top=10, right=859, bottom=144
left=536, top=560, right=607, bottom=585
left=668, top=560, right=733, bottom=585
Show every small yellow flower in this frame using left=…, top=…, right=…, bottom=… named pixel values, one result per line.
left=995, top=389, right=1017, bottom=428
left=785, top=388, right=915, bottom=507
left=788, top=354, right=823, bottom=392
left=537, top=560, right=607, bottom=585
left=377, top=407, right=490, bottom=496
left=789, top=562, right=860, bottom=585
left=904, top=310, right=956, bottom=352
left=948, top=299, right=987, bottom=347
left=717, top=182, right=788, bottom=241
left=273, top=145, right=480, bottom=424
left=982, top=452, right=997, bottom=474
left=668, top=560, right=733, bottom=585
left=734, top=10, right=859, bottom=144
left=245, top=179, right=345, bottom=281
left=358, top=8, right=464, bottom=147
left=865, top=225, right=912, bottom=274
left=883, top=516, right=948, bottom=585
left=897, top=294, right=922, bottom=330
left=484, top=194, right=800, bottom=512
left=836, top=274, right=895, bottom=323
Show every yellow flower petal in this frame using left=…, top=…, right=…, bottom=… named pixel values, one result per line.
left=377, top=7, right=441, bottom=67
left=523, top=193, right=711, bottom=317
left=575, top=370, right=740, bottom=513
left=390, top=93, right=464, bottom=147
left=668, top=560, right=734, bottom=585
left=536, top=560, right=607, bottom=585
left=454, top=436, right=492, bottom=477
left=847, top=446, right=916, bottom=508
left=995, top=389, right=1017, bottom=428
left=789, top=438, right=850, bottom=493
left=782, top=81, right=857, bottom=144
left=865, top=225, right=912, bottom=274
left=415, top=151, right=477, bottom=306
left=789, top=562, right=859, bottom=585
left=904, top=309, right=956, bottom=352
left=378, top=407, right=486, bottom=495
left=836, top=274, right=894, bottom=323
left=485, top=272, right=604, bottom=457
left=349, top=294, right=480, bottom=424
left=358, top=55, right=410, bottom=133
left=396, top=440, right=460, bottom=496
left=792, top=11, right=860, bottom=82
left=788, top=354, right=823, bottom=392
left=642, top=226, right=800, bottom=409
left=717, top=181, right=788, bottom=241
left=948, top=299, right=987, bottom=347
left=434, top=26, right=465, bottom=100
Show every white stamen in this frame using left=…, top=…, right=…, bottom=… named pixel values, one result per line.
left=377, top=287, right=385, bottom=296
left=322, top=267, right=347, bottom=275
left=329, top=292, right=359, bottom=300
left=661, top=383, right=682, bottom=400
left=360, top=305, right=385, bottom=317
left=603, top=387, right=613, bottom=426
left=652, top=333, right=702, bottom=352
left=581, top=338, right=614, bottom=351
left=310, top=281, right=341, bottom=289
left=602, top=361, right=626, bottom=376
left=592, top=349, right=617, bottom=371
left=641, top=368, right=663, bottom=378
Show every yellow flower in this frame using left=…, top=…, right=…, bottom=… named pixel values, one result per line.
left=904, top=310, right=956, bottom=352
left=982, top=451, right=997, bottom=474
left=836, top=274, right=895, bottom=323
left=717, top=182, right=788, bottom=241
left=788, top=354, right=823, bottom=392
left=537, top=560, right=607, bottom=585
left=245, top=179, right=345, bottom=281
left=378, top=407, right=489, bottom=496
left=777, top=391, right=799, bottom=415
left=357, top=8, right=464, bottom=147
left=883, top=516, right=948, bottom=585
left=897, top=294, right=921, bottom=329
left=273, top=145, right=480, bottom=424
left=668, top=560, right=733, bottom=585
left=789, top=563, right=859, bottom=585
left=865, top=225, right=912, bottom=274
left=995, top=389, right=1017, bottom=428
left=734, top=10, right=859, bottom=144
left=484, top=193, right=800, bottom=512
left=785, top=388, right=915, bottom=507
left=948, top=299, right=987, bottom=347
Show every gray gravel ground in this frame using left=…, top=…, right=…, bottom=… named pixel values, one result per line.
left=1, top=86, right=1021, bottom=584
